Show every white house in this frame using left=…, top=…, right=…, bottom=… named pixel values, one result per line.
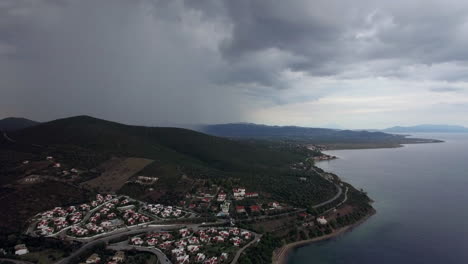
left=14, top=244, right=29, bottom=255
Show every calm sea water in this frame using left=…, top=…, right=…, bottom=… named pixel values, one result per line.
left=288, top=133, right=468, bottom=264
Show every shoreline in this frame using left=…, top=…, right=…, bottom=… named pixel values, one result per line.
left=273, top=208, right=376, bottom=264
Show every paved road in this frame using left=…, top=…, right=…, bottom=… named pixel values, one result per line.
left=312, top=183, right=342, bottom=209
left=308, top=166, right=344, bottom=209
left=230, top=233, right=262, bottom=264
left=54, top=224, right=179, bottom=264
left=107, top=242, right=171, bottom=264
left=0, top=258, right=34, bottom=264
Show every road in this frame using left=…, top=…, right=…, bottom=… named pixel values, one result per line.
left=308, top=165, right=344, bottom=209
left=107, top=242, right=171, bottom=264
left=230, top=233, right=262, bottom=264
left=312, top=183, right=342, bottom=209
left=0, top=258, right=34, bottom=264
left=54, top=224, right=179, bottom=264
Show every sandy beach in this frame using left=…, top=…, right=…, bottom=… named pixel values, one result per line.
left=273, top=209, right=376, bottom=264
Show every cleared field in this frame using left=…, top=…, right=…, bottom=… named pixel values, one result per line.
left=81, top=157, right=154, bottom=193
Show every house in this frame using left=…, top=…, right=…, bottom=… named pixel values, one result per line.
left=217, top=193, right=226, bottom=202
left=229, top=228, right=240, bottom=236
left=86, top=253, right=101, bottom=264
left=171, top=248, right=185, bottom=257
left=233, top=188, right=245, bottom=200
left=230, top=237, right=242, bottom=246
left=204, top=256, right=218, bottom=264
left=14, top=244, right=29, bottom=255
left=22, top=160, right=30, bottom=165
left=188, top=236, right=200, bottom=244
left=212, top=236, right=224, bottom=243
left=235, top=206, right=245, bottom=213
left=219, top=230, right=229, bottom=238
left=187, top=245, right=200, bottom=253
left=195, top=253, right=206, bottom=263
left=54, top=163, right=61, bottom=168
left=112, top=251, right=125, bottom=263
left=220, top=252, right=228, bottom=261
left=130, top=236, right=143, bottom=245
left=176, top=255, right=190, bottom=264
left=241, top=231, right=252, bottom=240
left=245, top=192, right=259, bottom=198
left=220, top=201, right=230, bottom=213
left=317, top=216, right=328, bottom=225
left=268, top=202, right=280, bottom=209
left=147, top=238, right=158, bottom=246
left=46, top=156, right=54, bottom=160
left=298, top=212, right=308, bottom=218
left=179, top=228, right=190, bottom=237
left=249, top=205, right=261, bottom=213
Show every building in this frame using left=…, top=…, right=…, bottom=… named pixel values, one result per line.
left=112, top=251, right=125, bottom=263
left=249, top=205, right=261, bottom=213
left=217, top=193, right=227, bottom=202
left=317, top=216, right=328, bottom=225
left=86, top=253, right=101, bottom=264
left=245, top=192, right=259, bottom=198
left=14, top=244, right=29, bottom=255
left=233, top=188, right=246, bottom=198
left=236, top=206, right=246, bottom=213
left=220, top=201, right=230, bottom=213
left=268, top=202, right=280, bottom=209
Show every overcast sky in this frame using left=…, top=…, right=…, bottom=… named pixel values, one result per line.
left=2, top=0, right=468, bottom=129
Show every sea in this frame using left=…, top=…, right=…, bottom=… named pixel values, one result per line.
left=288, top=133, right=468, bottom=264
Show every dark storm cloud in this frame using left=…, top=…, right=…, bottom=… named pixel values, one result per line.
left=1, top=0, right=468, bottom=125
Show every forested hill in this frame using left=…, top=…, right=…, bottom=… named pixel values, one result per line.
left=0, top=117, right=39, bottom=131
left=8, top=116, right=305, bottom=171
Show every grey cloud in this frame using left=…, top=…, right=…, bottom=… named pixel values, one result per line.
left=429, top=87, right=463, bottom=93
left=2, top=0, right=468, bottom=125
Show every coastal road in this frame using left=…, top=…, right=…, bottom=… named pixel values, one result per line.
left=312, top=183, right=342, bottom=209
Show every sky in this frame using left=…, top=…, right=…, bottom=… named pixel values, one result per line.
left=1, top=0, right=468, bottom=129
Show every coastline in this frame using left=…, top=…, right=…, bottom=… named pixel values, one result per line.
left=273, top=208, right=376, bottom=264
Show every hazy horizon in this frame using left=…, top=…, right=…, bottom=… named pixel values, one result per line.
left=2, top=0, right=468, bottom=129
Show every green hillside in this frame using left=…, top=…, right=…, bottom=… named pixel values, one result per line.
left=11, top=115, right=304, bottom=171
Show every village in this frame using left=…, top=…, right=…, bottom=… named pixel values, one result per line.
left=10, top=154, right=351, bottom=264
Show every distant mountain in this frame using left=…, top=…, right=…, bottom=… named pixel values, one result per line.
left=0, top=117, right=39, bottom=131
left=383, top=124, right=468, bottom=133
left=199, top=123, right=441, bottom=148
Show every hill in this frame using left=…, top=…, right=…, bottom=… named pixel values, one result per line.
left=383, top=124, right=468, bottom=133
left=0, top=116, right=339, bottom=233
left=199, top=123, right=441, bottom=148
left=0, top=117, right=39, bottom=131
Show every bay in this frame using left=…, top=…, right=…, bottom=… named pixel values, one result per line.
left=288, top=133, right=468, bottom=264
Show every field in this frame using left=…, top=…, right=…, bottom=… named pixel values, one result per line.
left=80, top=157, right=154, bottom=193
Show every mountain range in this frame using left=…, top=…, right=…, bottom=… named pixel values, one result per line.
left=382, top=124, right=468, bottom=133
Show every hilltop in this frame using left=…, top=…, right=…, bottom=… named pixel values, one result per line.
left=0, top=117, right=39, bottom=131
